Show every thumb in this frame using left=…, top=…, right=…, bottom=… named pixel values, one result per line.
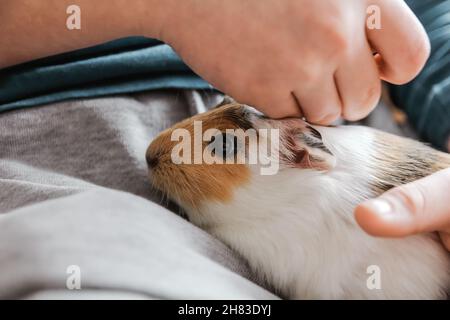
left=355, top=168, right=450, bottom=237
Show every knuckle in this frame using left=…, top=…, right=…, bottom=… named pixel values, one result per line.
left=342, top=104, right=362, bottom=121
left=408, top=36, right=431, bottom=68
left=327, top=27, right=350, bottom=55
left=305, top=113, right=324, bottom=124
left=312, top=14, right=350, bottom=60
left=388, top=38, right=431, bottom=85
left=313, top=110, right=341, bottom=125
left=392, top=184, right=427, bottom=219
left=300, top=66, right=322, bottom=84
left=260, top=93, right=300, bottom=119
left=266, top=108, right=289, bottom=119
left=342, top=81, right=381, bottom=121
left=363, top=81, right=382, bottom=107
left=342, top=107, right=367, bottom=122
left=317, top=10, right=349, bottom=49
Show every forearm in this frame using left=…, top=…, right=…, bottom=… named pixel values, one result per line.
left=0, top=0, right=173, bottom=68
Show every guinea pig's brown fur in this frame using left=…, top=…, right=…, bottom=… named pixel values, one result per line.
left=370, top=131, right=450, bottom=194
left=146, top=103, right=252, bottom=208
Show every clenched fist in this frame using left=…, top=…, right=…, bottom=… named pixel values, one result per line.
left=160, top=0, right=430, bottom=123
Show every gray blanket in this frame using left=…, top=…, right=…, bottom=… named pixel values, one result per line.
left=0, top=90, right=277, bottom=299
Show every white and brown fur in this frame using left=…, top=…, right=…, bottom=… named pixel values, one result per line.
left=146, top=102, right=450, bottom=299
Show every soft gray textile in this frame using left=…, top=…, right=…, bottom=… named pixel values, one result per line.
left=0, top=90, right=276, bottom=299
left=0, top=190, right=274, bottom=299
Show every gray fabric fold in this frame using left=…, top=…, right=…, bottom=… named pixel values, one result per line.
left=0, top=189, right=275, bottom=299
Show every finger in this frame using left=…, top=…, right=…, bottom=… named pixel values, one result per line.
left=355, top=168, right=450, bottom=237
left=439, top=232, right=450, bottom=251
left=263, top=91, right=304, bottom=119
left=367, top=0, right=430, bottom=84
left=293, top=75, right=342, bottom=125
left=335, top=34, right=381, bottom=121
left=238, top=82, right=303, bottom=119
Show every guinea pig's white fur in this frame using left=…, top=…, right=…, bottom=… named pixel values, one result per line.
left=185, top=124, right=450, bottom=299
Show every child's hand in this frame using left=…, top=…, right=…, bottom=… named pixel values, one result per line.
left=355, top=168, right=450, bottom=251
left=161, top=0, right=429, bottom=123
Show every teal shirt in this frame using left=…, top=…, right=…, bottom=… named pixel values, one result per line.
left=0, top=37, right=213, bottom=112
left=389, top=0, right=450, bottom=150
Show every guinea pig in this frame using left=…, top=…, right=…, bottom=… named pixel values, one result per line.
left=145, top=100, right=450, bottom=299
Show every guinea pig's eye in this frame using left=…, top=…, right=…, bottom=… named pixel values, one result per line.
left=208, top=133, right=239, bottom=159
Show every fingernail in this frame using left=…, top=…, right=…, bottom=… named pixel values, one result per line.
left=365, top=199, right=392, bottom=216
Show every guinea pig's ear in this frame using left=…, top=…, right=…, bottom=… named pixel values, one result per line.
left=215, top=96, right=236, bottom=108
left=287, top=126, right=336, bottom=171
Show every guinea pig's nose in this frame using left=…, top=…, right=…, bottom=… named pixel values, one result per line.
left=146, top=154, right=159, bottom=169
